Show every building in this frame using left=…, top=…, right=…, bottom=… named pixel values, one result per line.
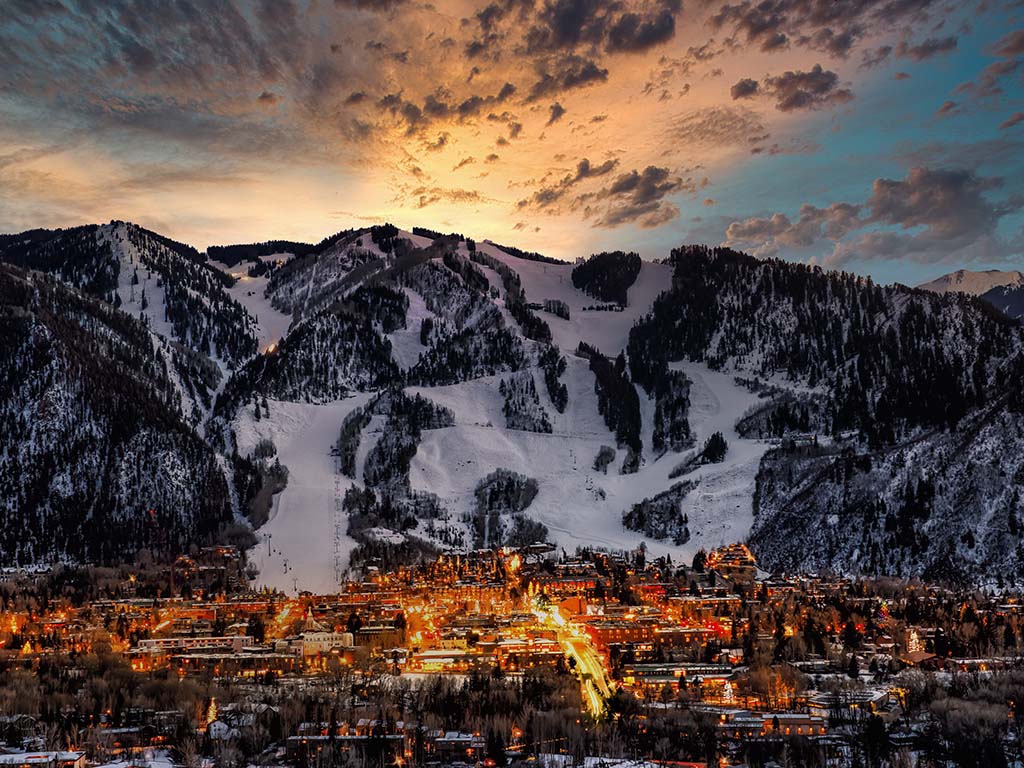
left=0, top=754, right=84, bottom=768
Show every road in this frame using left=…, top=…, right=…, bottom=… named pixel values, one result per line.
left=533, top=602, right=614, bottom=716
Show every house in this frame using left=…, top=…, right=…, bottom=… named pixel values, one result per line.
left=0, top=752, right=85, bottom=768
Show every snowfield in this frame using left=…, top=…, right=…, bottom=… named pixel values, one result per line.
left=408, top=359, right=770, bottom=562
left=211, top=258, right=293, bottom=353
left=233, top=394, right=373, bottom=594
left=224, top=238, right=786, bottom=591
left=477, top=241, right=673, bottom=355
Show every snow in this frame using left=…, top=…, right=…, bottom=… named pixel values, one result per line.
left=475, top=241, right=672, bottom=355
left=386, top=287, right=435, bottom=369
left=406, top=360, right=772, bottom=563
left=233, top=394, right=374, bottom=594
left=665, top=361, right=772, bottom=552
left=219, top=237, right=802, bottom=589
left=103, top=223, right=177, bottom=342
left=398, top=229, right=436, bottom=250
left=210, top=257, right=293, bottom=352
left=917, top=269, right=1024, bottom=296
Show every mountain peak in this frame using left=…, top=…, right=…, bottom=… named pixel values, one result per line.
left=917, top=268, right=1024, bottom=296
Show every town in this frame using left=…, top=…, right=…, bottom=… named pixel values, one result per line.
left=0, top=543, right=1020, bottom=768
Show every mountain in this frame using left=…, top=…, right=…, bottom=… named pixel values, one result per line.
left=0, top=264, right=260, bottom=565
left=3, top=221, right=1024, bottom=589
left=982, top=283, right=1024, bottom=320
left=917, top=268, right=1024, bottom=322
left=917, top=268, right=1024, bottom=297
left=623, top=246, right=1024, bottom=584
left=0, top=222, right=260, bottom=363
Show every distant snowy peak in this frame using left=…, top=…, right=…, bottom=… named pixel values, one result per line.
left=917, top=268, right=1024, bottom=296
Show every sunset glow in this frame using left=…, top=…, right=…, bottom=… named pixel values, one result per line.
left=1, top=1, right=1022, bottom=284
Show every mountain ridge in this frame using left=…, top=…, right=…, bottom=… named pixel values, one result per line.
left=917, top=268, right=1024, bottom=296
left=2, top=220, right=1023, bottom=589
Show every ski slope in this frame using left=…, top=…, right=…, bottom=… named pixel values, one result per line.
left=477, top=241, right=671, bottom=355
left=209, top=257, right=293, bottom=353
left=408, top=359, right=769, bottom=562
left=233, top=394, right=373, bottom=594
left=226, top=236, right=780, bottom=590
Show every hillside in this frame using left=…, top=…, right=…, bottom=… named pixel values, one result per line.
left=2, top=221, right=1024, bottom=589
left=0, top=264, right=256, bottom=564
left=982, top=283, right=1024, bottom=320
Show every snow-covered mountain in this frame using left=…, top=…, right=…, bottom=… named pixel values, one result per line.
left=982, top=283, right=1024, bottom=321
left=917, top=268, right=1024, bottom=297
left=3, top=223, right=1024, bottom=590
left=0, top=264, right=260, bottom=564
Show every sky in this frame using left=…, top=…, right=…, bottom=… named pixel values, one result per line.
left=1, top=0, right=1023, bottom=286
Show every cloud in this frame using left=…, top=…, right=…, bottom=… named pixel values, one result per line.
left=730, top=65, right=852, bottom=111
left=955, top=47, right=1022, bottom=99
left=517, top=157, right=620, bottom=209
left=580, top=165, right=686, bottom=228
left=896, top=35, right=957, bottom=61
left=257, top=90, right=280, bottom=106
left=606, top=8, right=678, bottom=52
left=423, top=132, right=450, bottom=151
left=762, top=64, right=853, bottom=112
left=860, top=45, right=893, bottom=69
left=408, top=185, right=486, bottom=208
left=546, top=102, right=567, bottom=126
left=710, top=0, right=948, bottom=59
left=667, top=106, right=768, bottom=149
left=522, top=0, right=681, bottom=55
left=724, top=167, right=1023, bottom=265
left=725, top=202, right=863, bottom=254
left=935, top=100, right=959, bottom=117
left=1001, top=112, right=1024, bottom=130
left=527, top=56, right=609, bottom=101
left=730, top=78, right=760, bottom=99
left=991, top=29, right=1024, bottom=57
